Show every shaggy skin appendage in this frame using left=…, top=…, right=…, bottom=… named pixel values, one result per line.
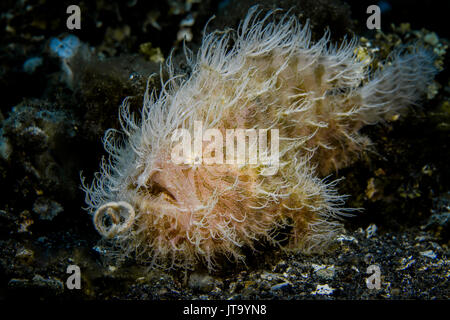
left=82, top=7, right=437, bottom=270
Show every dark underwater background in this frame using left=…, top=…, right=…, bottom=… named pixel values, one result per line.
left=0, top=0, right=448, bottom=300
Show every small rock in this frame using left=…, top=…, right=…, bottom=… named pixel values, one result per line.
left=311, top=284, right=334, bottom=295
left=396, top=256, right=416, bottom=271
left=429, top=242, right=443, bottom=251
left=0, top=209, right=14, bottom=221
left=260, top=271, right=280, bottom=281
left=49, top=35, right=81, bottom=59
left=17, top=210, right=34, bottom=233
left=365, top=224, right=377, bottom=238
left=424, top=212, right=450, bottom=229
left=270, top=281, right=291, bottom=291
left=31, top=275, right=64, bottom=293
left=420, top=250, right=437, bottom=259
left=23, top=57, right=43, bottom=74
left=8, top=278, right=30, bottom=289
left=15, top=247, right=34, bottom=264
left=188, top=272, right=215, bottom=293
left=8, top=275, right=64, bottom=294
left=108, top=265, right=117, bottom=272
left=424, top=32, right=439, bottom=46
left=315, top=266, right=336, bottom=280
left=0, top=134, right=12, bottom=161
left=336, top=234, right=358, bottom=244
left=33, top=197, right=63, bottom=221
left=312, top=264, right=336, bottom=280
left=180, top=14, right=195, bottom=27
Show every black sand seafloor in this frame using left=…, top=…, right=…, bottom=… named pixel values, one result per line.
left=0, top=0, right=448, bottom=300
